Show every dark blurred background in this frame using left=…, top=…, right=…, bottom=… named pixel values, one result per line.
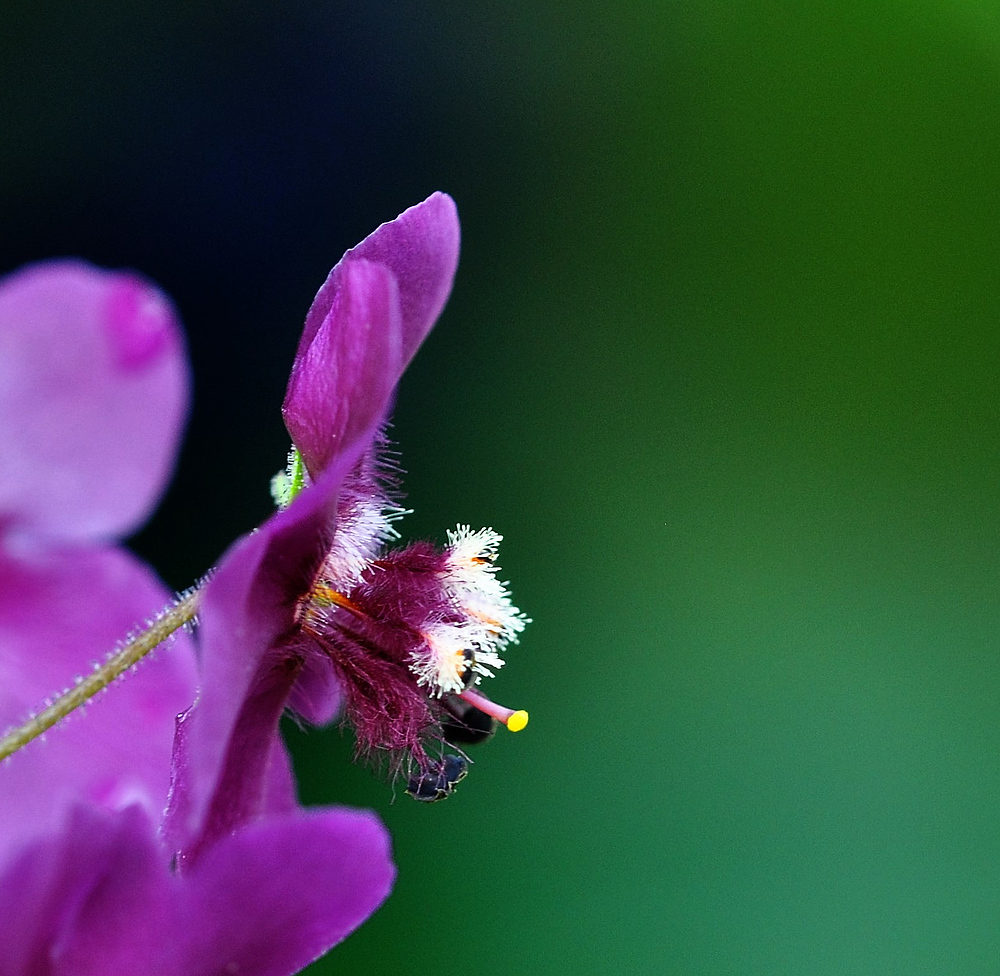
left=5, top=1, right=1000, bottom=973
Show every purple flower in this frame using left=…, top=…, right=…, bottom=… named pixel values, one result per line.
left=0, top=263, right=394, bottom=974
left=0, top=260, right=196, bottom=857
left=166, top=192, right=529, bottom=861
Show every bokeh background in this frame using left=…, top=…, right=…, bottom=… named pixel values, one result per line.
left=4, top=1, right=1000, bottom=972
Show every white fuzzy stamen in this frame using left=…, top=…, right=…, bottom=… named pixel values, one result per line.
left=442, top=525, right=529, bottom=647
left=406, top=525, right=528, bottom=696
left=321, top=491, right=408, bottom=585
left=410, top=622, right=478, bottom=696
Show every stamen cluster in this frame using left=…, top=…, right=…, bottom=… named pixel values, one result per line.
left=292, top=444, right=527, bottom=796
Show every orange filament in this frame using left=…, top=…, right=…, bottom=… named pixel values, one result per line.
left=465, top=606, right=503, bottom=633
left=310, top=582, right=364, bottom=617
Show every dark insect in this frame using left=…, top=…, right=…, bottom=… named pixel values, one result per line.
left=406, top=754, right=468, bottom=802
left=441, top=693, right=496, bottom=745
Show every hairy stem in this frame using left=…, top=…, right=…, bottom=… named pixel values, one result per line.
left=0, top=589, right=201, bottom=763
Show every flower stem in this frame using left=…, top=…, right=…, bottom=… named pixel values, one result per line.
left=0, top=589, right=201, bottom=763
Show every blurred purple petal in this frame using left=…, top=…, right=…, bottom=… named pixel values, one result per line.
left=283, top=259, right=403, bottom=476
left=0, top=261, right=189, bottom=543
left=177, top=806, right=394, bottom=976
left=0, top=544, right=197, bottom=866
left=0, top=805, right=176, bottom=976
left=0, top=803, right=393, bottom=976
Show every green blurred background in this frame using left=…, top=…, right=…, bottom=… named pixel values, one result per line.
left=4, top=1, right=1000, bottom=972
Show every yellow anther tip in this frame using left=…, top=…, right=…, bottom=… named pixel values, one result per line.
left=506, top=710, right=529, bottom=733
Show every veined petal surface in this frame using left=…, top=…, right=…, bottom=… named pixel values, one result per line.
left=283, top=259, right=402, bottom=477
left=284, top=192, right=459, bottom=476
left=344, top=191, right=460, bottom=368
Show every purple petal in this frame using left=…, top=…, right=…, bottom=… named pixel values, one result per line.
left=0, top=544, right=198, bottom=866
left=284, top=192, right=460, bottom=476
left=0, top=261, right=189, bottom=543
left=259, top=733, right=300, bottom=816
left=345, top=192, right=460, bottom=368
left=0, top=805, right=177, bottom=976
left=283, top=259, right=403, bottom=476
left=285, top=641, right=344, bottom=725
left=164, top=450, right=363, bottom=863
left=0, top=803, right=393, bottom=976
left=177, top=806, right=394, bottom=976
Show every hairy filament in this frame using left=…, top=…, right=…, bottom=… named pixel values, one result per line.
left=0, top=589, right=201, bottom=763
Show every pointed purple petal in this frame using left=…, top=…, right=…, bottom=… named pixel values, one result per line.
left=345, top=192, right=460, bottom=368
left=284, top=192, right=459, bottom=476
left=283, top=259, right=403, bottom=476
left=164, top=449, right=365, bottom=862
left=0, top=261, right=189, bottom=543
left=0, top=545, right=198, bottom=866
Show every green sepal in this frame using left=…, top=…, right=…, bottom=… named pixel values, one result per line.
left=270, top=446, right=308, bottom=509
